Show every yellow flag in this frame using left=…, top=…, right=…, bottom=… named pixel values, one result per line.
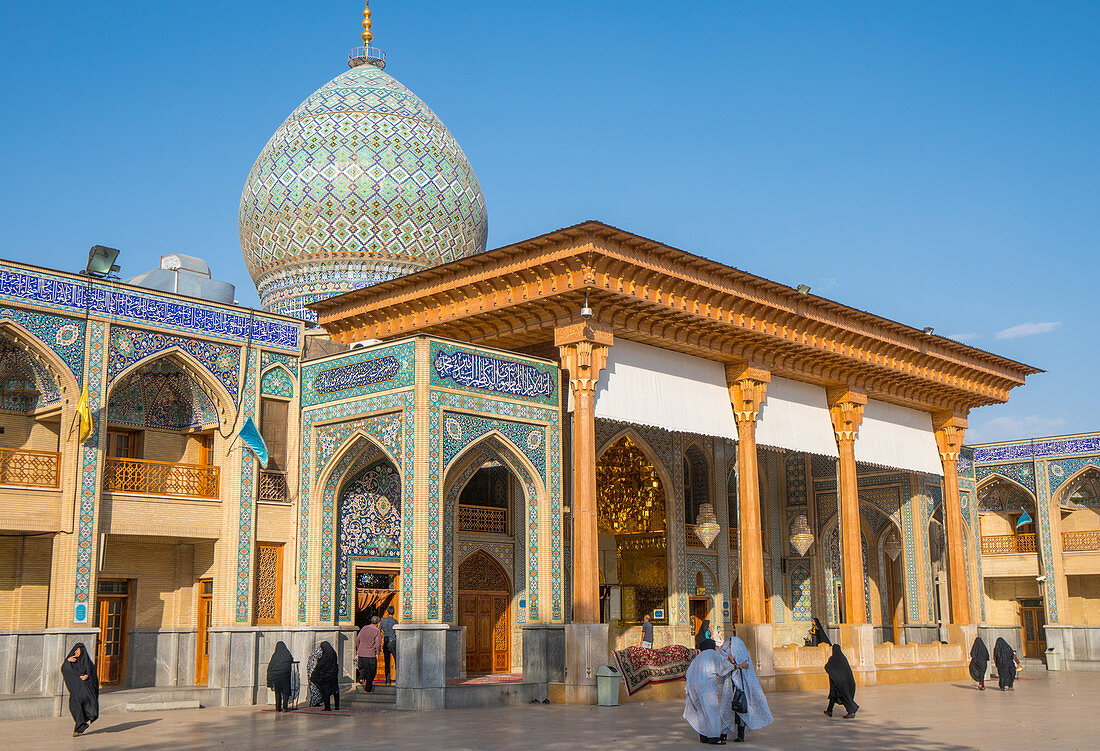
left=77, top=386, right=93, bottom=443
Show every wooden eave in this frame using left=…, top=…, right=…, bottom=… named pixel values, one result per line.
left=311, top=221, right=1040, bottom=414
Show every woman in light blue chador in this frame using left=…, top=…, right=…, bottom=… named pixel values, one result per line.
left=718, top=636, right=773, bottom=743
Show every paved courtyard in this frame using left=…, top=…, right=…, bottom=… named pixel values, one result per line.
left=3, top=671, right=1096, bottom=751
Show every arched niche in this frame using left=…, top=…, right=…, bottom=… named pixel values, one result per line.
left=596, top=434, right=669, bottom=625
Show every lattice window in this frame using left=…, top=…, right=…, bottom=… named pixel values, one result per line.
left=255, top=543, right=283, bottom=624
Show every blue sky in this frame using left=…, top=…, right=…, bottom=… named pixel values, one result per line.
left=1, top=2, right=1096, bottom=443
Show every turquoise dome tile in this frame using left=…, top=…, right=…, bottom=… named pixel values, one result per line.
left=240, top=63, right=488, bottom=321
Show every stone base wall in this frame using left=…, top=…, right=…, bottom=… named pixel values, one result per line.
left=1045, top=625, right=1100, bottom=670
left=0, top=628, right=99, bottom=719
left=208, top=626, right=356, bottom=707
left=127, top=628, right=196, bottom=687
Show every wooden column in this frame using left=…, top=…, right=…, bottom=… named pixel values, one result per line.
left=556, top=321, right=613, bottom=624
left=726, top=364, right=769, bottom=625
left=934, top=413, right=972, bottom=625
left=828, top=387, right=868, bottom=625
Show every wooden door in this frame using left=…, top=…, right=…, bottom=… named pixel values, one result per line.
left=196, top=580, right=212, bottom=684
left=457, top=552, right=511, bottom=674
left=1021, top=606, right=1047, bottom=658
left=460, top=593, right=509, bottom=674
left=96, top=585, right=128, bottom=685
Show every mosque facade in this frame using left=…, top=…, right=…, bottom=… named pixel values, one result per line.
left=1, top=1, right=1095, bottom=719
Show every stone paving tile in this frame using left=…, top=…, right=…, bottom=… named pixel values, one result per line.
left=2, top=672, right=1096, bottom=751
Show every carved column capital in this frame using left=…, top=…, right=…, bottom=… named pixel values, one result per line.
left=827, top=386, right=867, bottom=444
left=725, top=363, right=770, bottom=423
left=556, top=321, right=613, bottom=395
left=933, top=412, right=968, bottom=462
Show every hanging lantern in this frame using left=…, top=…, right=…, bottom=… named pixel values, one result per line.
left=788, top=514, right=815, bottom=556
left=694, top=503, right=720, bottom=548
left=884, top=531, right=903, bottom=561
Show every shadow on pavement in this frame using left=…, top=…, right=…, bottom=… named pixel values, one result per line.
left=88, top=719, right=160, bottom=735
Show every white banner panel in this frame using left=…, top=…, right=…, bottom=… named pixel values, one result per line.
left=854, top=399, right=944, bottom=476
left=755, top=376, right=839, bottom=458
left=592, top=339, right=737, bottom=439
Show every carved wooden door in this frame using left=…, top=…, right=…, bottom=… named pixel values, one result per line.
left=458, top=552, right=511, bottom=674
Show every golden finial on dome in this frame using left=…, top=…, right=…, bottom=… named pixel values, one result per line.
left=362, top=1, right=373, bottom=45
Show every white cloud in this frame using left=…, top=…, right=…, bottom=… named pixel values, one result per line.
left=968, top=414, right=1067, bottom=444
left=994, top=321, right=1062, bottom=339
left=947, top=332, right=980, bottom=343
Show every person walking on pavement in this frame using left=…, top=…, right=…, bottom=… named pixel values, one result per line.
left=640, top=613, right=654, bottom=649
left=379, top=606, right=398, bottom=685
left=356, top=616, right=383, bottom=692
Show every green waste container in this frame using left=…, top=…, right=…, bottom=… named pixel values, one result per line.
left=596, top=664, right=621, bottom=706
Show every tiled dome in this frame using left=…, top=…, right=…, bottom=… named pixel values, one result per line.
left=239, top=63, right=488, bottom=321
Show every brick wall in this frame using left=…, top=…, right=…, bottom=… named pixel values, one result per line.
left=0, top=535, right=52, bottom=628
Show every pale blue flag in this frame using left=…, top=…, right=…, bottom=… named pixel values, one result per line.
left=238, top=417, right=269, bottom=468
left=1016, top=508, right=1033, bottom=528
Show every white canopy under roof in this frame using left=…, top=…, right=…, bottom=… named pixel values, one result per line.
left=854, top=399, right=944, bottom=476
left=586, top=338, right=943, bottom=475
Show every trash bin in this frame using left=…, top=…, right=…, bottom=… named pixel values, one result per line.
left=595, top=664, right=621, bottom=706
left=1045, top=647, right=1063, bottom=671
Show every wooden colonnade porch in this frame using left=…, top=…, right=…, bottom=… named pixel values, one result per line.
left=312, top=220, right=1039, bottom=699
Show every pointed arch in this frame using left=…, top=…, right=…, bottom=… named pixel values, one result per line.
left=457, top=549, right=512, bottom=593
left=1053, top=463, right=1100, bottom=506
left=327, top=437, right=402, bottom=623
left=976, top=472, right=1037, bottom=513
left=443, top=431, right=539, bottom=624
left=259, top=363, right=295, bottom=399
left=316, top=427, right=401, bottom=495
left=107, top=346, right=237, bottom=427
left=0, top=318, right=79, bottom=401
left=596, top=425, right=676, bottom=500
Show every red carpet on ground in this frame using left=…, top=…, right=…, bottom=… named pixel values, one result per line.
left=614, top=644, right=698, bottom=695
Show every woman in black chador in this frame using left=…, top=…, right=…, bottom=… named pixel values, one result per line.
left=310, top=641, right=341, bottom=711
left=266, top=641, right=294, bottom=712
left=808, top=618, right=831, bottom=646
left=969, top=637, right=990, bottom=691
left=61, top=643, right=99, bottom=736
left=823, top=644, right=859, bottom=719
left=694, top=619, right=713, bottom=649
left=993, top=638, right=1017, bottom=691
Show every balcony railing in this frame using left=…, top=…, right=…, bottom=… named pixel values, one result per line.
left=685, top=524, right=738, bottom=549
left=981, top=533, right=1037, bottom=555
left=258, top=470, right=289, bottom=503
left=458, top=504, right=507, bottom=534
left=0, top=447, right=61, bottom=488
left=103, top=457, right=219, bottom=499
left=1062, top=530, right=1100, bottom=552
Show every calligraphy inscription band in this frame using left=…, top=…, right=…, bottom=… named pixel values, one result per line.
left=313, top=355, right=401, bottom=395
left=433, top=349, right=553, bottom=398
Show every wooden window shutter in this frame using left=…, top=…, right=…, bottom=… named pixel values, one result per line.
left=260, top=399, right=288, bottom=472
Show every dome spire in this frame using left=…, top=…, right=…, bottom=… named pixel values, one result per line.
left=361, top=0, right=373, bottom=45
left=349, top=1, right=386, bottom=69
